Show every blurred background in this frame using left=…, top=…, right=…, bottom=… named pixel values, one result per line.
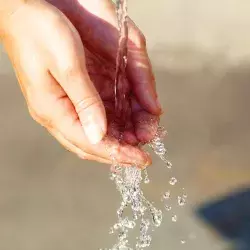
left=1, top=0, right=250, bottom=249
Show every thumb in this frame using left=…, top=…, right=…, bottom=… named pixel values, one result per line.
left=49, top=31, right=107, bottom=144
left=66, top=70, right=107, bottom=145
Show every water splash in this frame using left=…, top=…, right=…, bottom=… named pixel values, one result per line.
left=178, top=194, right=187, bottom=207
left=143, top=169, right=150, bottom=184
left=148, top=127, right=172, bottom=169
left=136, top=219, right=152, bottom=249
left=163, top=191, right=171, bottom=200
left=165, top=205, right=172, bottom=211
left=107, top=165, right=162, bottom=250
left=172, top=215, right=178, bottom=222
left=169, top=177, right=178, bottom=186
left=102, top=125, right=192, bottom=249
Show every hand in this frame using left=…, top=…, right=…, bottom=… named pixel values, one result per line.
left=1, top=0, right=162, bottom=167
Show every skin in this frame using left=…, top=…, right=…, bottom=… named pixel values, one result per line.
left=0, top=0, right=162, bottom=167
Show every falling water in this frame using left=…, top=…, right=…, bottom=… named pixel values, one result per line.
left=101, top=1, right=189, bottom=249
left=101, top=125, right=190, bottom=249
left=102, top=126, right=178, bottom=250
left=114, top=0, right=129, bottom=122
left=106, top=165, right=163, bottom=250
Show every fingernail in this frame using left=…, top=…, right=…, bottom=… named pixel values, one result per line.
left=82, top=117, right=105, bottom=145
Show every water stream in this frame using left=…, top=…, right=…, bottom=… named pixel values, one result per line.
left=114, top=0, right=129, bottom=123
left=101, top=126, right=181, bottom=250
left=101, top=1, right=188, bottom=249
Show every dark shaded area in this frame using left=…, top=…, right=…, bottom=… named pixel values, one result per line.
left=197, top=188, right=250, bottom=250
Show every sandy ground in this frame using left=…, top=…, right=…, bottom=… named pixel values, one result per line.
left=1, top=0, right=250, bottom=249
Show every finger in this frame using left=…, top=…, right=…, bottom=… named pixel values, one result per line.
left=131, top=98, right=159, bottom=143
left=104, top=99, right=138, bottom=145
left=126, top=19, right=162, bottom=116
left=48, top=128, right=113, bottom=165
left=104, top=101, right=122, bottom=140
left=122, top=120, right=139, bottom=145
left=47, top=16, right=107, bottom=145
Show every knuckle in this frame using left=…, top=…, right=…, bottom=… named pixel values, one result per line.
left=74, top=93, right=102, bottom=114
left=63, top=65, right=80, bottom=81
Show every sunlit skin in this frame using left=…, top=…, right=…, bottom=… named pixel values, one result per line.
left=0, top=0, right=162, bottom=167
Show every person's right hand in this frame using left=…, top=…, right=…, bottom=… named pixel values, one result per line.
left=0, top=0, right=160, bottom=167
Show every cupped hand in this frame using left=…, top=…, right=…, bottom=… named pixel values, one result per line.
left=1, top=0, right=162, bottom=167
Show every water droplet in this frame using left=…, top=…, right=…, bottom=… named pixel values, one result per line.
left=136, top=235, right=152, bottom=249
left=114, top=223, right=121, bottom=230
left=144, top=177, right=150, bottom=184
left=140, top=219, right=150, bottom=234
left=110, top=172, right=117, bottom=181
left=169, top=177, right=177, bottom=185
left=165, top=205, right=172, bottom=211
left=163, top=191, right=171, bottom=199
left=151, top=209, right=162, bottom=227
left=166, top=161, right=172, bottom=168
left=181, top=240, right=186, bottom=244
left=172, top=215, right=178, bottom=222
left=149, top=129, right=169, bottom=163
left=178, top=195, right=187, bottom=206
left=123, top=218, right=136, bottom=229
left=144, top=169, right=150, bottom=184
